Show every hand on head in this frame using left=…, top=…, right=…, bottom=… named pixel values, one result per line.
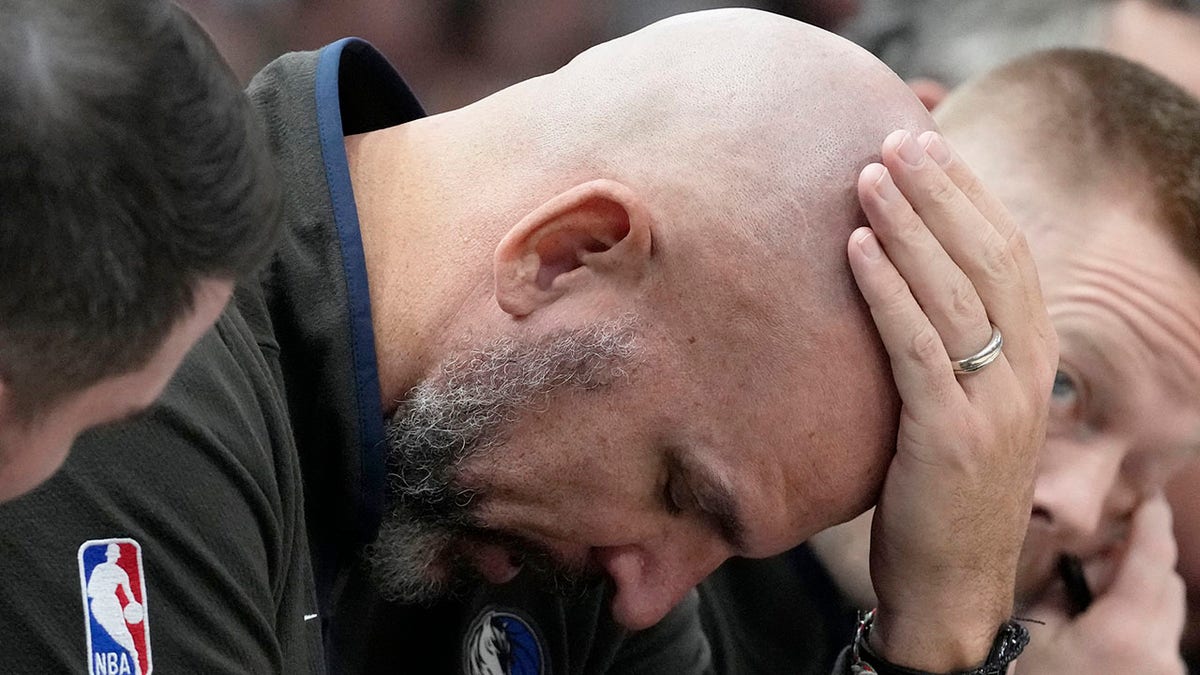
left=847, top=129, right=1057, bottom=670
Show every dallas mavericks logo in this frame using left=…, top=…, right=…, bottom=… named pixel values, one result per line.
left=78, top=539, right=152, bottom=675
left=463, top=608, right=545, bottom=675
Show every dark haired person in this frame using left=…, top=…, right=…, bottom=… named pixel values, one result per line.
left=699, top=49, right=1200, bottom=674
left=0, top=0, right=280, bottom=501
left=0, top=8, right=1056, bottom=674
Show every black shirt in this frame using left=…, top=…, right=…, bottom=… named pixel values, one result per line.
left=699, top=546, right=859, bottom=675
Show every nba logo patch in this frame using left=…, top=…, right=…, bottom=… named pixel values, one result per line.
left=78, top=538, right=152, bottom=675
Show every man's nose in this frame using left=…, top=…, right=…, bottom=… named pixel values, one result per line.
left=594, top=536, right=729, bottom=631
left=1032, top=441, right=1137, bottom=548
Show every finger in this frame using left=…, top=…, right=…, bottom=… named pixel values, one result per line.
left=858, top=163, right=993, bottom=364
left=879, top=131, right=1039, bottom=371
left=1101, top=496, right=1178, bottom=601
left=918, top=131, right=1028, bottom=258
left=847, top=226, right=964, bottom=415
left=1079, top=553, right=1119, bottom=599
left=1126, top=495, right=1177, bottom=568
left=1087, top=569, right=1186, bottom=646
left=918, top=131, right=1056, bottom=360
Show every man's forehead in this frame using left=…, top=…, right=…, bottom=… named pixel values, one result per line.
left=1053, top=272, right=1200, bottom=412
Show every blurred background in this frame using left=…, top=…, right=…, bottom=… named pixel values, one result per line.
left=176, top=0, right=856, bottom=112
left=177, top=0, right=1200, bottom=113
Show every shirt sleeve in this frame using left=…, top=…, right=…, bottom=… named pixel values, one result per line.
left=0, top=313, right=325, bottom=673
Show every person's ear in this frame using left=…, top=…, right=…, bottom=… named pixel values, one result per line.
left=494, top=179, right=653, bottom=317
left=907, top=77, right=950, bottom=111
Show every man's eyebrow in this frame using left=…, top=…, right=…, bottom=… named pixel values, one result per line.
left=676, top=454, right=748, bottom=554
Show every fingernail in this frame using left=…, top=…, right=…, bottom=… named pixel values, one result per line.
left=856, top=230, right=882, bottom=260
left=921, top=131, right=952, bottom=167
left=874, top=167, right=901, bottom=202
left=896, top=131, right=924, bottom=166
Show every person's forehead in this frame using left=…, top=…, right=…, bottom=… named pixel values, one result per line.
left=1047, top=212, right=1200, bottom=325
left=1049, top=218, right=1200, bottom=421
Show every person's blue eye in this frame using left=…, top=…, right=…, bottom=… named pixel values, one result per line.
left=1051, top=369, right=1078, bottom=403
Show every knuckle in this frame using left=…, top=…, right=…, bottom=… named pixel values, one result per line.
left=1006, top=224, right=1033, bottom=258
left=979, top=234, right=1018, bottom=282
left=877, top=277, right=913, bottom=312
left=946, top=274, right=982, bottom=322
left=907, top=324, right=945, bottom=365
left=925, top=175, right=959, bottom=208
left=882, top=207, right=923, bottom=239
left=897, top=211, right=925, bottom=238
left=961, top=176, right=990, bottom=208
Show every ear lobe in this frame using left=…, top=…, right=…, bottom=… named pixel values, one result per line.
left=494, top=179, right=653, bottom=317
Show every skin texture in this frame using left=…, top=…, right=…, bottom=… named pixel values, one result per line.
left=812, top=55, right=1200, bottom=673
left=346, top=9, right=1056, bottom=668
left=0, top=278, right=233, bottom=502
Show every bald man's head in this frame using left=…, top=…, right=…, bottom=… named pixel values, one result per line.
left=351, top=9, right=936, bottom=628
left=446, top=6, right=933, bottom=498
left=473, top=9, right=932, bottom=255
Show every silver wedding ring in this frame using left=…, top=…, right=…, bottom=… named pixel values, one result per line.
left=951, top=324, right=1003, bottom=375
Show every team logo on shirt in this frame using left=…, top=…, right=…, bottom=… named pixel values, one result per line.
left=463, top=607, right=545, bottom=675
left=78, top=538, right=152, bottom=675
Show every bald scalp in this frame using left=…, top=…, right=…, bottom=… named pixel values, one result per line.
left=525, top=9, right=930, bottom=251
left=936, top=49, right=1200, bottom=269
left=459, top=9, right=933, bottom=325
left=435, top=9, right=935, bottom=517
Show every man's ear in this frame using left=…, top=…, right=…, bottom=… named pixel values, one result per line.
left=494, top=179, right=653, bottom=317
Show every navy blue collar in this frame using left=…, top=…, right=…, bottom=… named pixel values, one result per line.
left=313, top=38, right=425, bottom=543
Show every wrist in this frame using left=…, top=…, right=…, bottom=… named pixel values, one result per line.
left=868, top=606, right=1009, bottom=672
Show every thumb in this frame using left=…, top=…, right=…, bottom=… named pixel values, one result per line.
left=1098, top=494, right=1176, bottom=604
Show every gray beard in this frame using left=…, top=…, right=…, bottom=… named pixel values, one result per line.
left=366, top=318, right=639, bottom=604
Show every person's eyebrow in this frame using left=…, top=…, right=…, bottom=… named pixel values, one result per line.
left=675, top=453, right=748, bottom=554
